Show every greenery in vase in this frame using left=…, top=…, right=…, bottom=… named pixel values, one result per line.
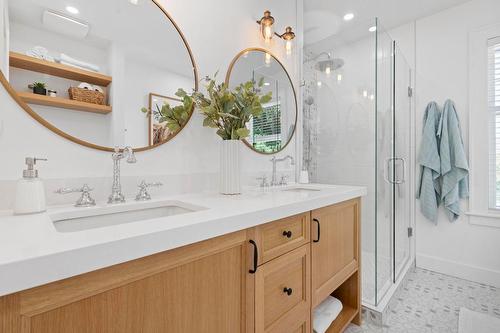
left=178, top=74, right=272, bottom=140
left=141, top=92, right=193, bottom=132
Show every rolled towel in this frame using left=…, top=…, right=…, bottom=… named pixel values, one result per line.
left=313, top=296, right=343, bottom=333
left=58, top=53, right=100, bottom=72
left=60, top=61, right=97, bottom=72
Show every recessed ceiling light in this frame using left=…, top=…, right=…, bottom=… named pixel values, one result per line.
left=65, top=6, right=79, bottom=14
left=343, top=13, right=354, bottom=21
left=369, top=26, right=377, bottom=32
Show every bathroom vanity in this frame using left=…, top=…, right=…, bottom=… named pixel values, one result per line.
left=0, top=184, right=365, bottom=333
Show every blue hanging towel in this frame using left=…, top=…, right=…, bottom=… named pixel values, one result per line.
left=438, top=99, right=469, bottom=222
left=417, top=102, right=442, bottom=223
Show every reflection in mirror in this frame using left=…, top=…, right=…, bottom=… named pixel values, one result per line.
left=3, top=0, right=197, bottom=151
left=226, top=49, right=297, bottom=154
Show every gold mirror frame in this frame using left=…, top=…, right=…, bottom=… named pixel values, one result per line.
left=0, top=0, right=198, bottom=152
left=225, top=48, right=297, bottom=155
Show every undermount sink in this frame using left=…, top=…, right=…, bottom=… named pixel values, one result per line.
left=50, top=200, right=207, bottom=233
left=281, top=187, right=322, bottom=193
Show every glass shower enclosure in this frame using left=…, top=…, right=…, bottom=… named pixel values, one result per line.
left=302, top=18, right=413, bottom=307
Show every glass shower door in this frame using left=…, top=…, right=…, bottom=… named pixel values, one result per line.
left=393, top=44, right=412, bottom=281
left=375, top=22, right=394, bottom=304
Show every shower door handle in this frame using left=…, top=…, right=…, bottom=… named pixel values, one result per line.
left=394, top=157, right=406, bottom=184
left=385, top=157, right=406, bottom=184
left=385, top=158, right=395, bottom=184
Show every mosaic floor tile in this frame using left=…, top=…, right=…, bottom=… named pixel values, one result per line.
left=345, top=267, right=500, bottom=333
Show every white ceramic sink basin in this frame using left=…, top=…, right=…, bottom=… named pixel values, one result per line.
left=50, top=200, right=207, bottom=233
left=281, top=187, right=322, bottom=193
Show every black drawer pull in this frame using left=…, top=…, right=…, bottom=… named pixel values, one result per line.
left=249, top=240, right=258, bottom=274
left=313, top=218, right=321, bottom=243
left=283, top=287, right=293, bottom=296
left=282, top=230, right=293, bottom=238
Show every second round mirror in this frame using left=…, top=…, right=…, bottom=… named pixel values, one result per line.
left=226, top=48, right=297, bottom=154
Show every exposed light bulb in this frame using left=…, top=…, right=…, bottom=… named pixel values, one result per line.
left=337, top=74, right=342, bottom=82
left=263, top=25, right=273, bottom=41
left=265, top=52, right=272, bottom=66
left=369, top=94, right=375, bottom=100
left=369, top=26, right=377, bottom=32
left=264, top=82, right=271, bottom=86
left=363, top=90, right=368, bottom=98
left=65, top=6, right=79, bottom=14
left=317, top=81, right=322, bottom=87
left=325, top=67, right=331, bottom=75
left=285, top=40, right=293, bottom=55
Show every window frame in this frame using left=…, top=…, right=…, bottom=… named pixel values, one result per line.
left=468, top=23, right=500, bottom=226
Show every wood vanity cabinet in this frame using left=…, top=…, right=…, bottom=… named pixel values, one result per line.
left=0, top=198, right=361, bottom=333
left=0, top=230, right=253, bottom=333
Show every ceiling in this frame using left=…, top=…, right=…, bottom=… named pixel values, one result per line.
left=305, top=0, right=471, bottom=45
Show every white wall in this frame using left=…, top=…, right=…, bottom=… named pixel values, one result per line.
left=412, top=0, right=500, bottom=287
left=0, top=0, right=301, bottom=209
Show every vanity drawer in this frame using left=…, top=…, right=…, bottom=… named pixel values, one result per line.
left=254, top=212, right=310, bottom=264
left=255, top=245, right=310, bottom=333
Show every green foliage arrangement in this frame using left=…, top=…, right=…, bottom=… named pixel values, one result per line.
left=141, top=93, right=193, bottom=133
left=179, top=74, right=272, bottom=140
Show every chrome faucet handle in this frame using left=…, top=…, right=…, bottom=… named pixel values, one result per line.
left=55, top=184, right=96, bottom=207
left=279, top=175, right=289, bottom=186
left=256, top=176, right=269, bottom=188
left=135, top=180, right=163, bottom=201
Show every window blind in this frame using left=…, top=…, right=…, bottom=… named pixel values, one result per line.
left=487, top=37, right=500, bottom=208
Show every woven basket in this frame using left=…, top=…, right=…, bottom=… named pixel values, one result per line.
left=68, top=87, right=105, bottom=105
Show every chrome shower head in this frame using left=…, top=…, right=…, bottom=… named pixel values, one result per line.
left=314, top=58, right=344, bottom=73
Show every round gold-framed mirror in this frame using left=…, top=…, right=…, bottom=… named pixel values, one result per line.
left=225, top=48, right=297, bottom=155
left=0, top=0, right=198, bottom=152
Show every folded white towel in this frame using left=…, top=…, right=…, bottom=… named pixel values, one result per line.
left=313, top=296, right=343, bottom=333
left=26, top=46, right=55, bottom=62
left=58, top=53, right=100, bottom=72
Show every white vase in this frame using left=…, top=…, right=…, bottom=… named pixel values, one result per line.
left=220, top=140, right=241, bottom=195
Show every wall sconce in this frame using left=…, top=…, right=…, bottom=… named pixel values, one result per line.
left=257, top=10, right=275, bottom=42
left=256, top=11, right=296, bottom=54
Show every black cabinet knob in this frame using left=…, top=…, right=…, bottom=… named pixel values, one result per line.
left=282, top=230, right=292, bottom=238
left=283, top=287, right=293, bottom=296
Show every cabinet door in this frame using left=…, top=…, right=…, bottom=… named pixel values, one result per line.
left=0, top=231, right=253, bottom=333
left=311, top=199, right=360, bottom=307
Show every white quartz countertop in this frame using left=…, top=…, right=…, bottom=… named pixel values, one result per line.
left=0, top=183, right=366, bottom=296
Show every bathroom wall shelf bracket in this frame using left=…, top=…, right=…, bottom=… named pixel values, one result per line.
left=9, top=52, right=112, bottom=87
left=16, top=91, right=112, bottom=114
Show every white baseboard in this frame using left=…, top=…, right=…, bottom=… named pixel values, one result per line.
left=417, top=254, right=500, bottom=288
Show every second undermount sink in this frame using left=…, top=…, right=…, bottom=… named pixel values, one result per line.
left=50, top=200, right=207, bottom=233
left=281, top=186, right=322, bottom=193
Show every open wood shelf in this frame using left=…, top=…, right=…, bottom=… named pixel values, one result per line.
left=325, top=306, right=358, bottom=333
left=17, top=91, right=112, bottom=114
left=9, top=52, right=112, bottom=87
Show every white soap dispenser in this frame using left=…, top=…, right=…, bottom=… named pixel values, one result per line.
left=14, top=157, right=48, bottom=215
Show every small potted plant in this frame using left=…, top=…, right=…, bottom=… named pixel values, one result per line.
left=32, top=82, right=47, bottom=96
left=178, top=74, right=272, bottom=194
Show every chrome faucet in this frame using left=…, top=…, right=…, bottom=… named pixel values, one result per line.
left=270, top=155, right=295, bottom=186
left=108, top=146, right=136, bottom=204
